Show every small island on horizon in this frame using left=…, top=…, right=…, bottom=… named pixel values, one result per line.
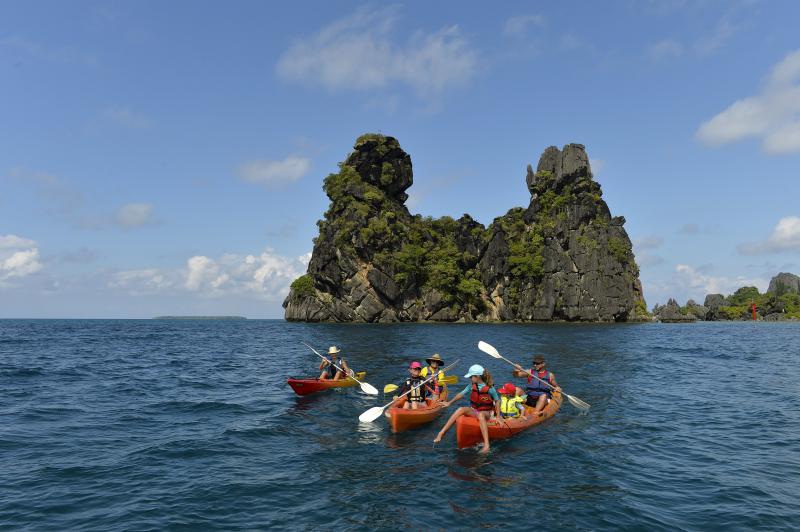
left=152, top=316, right=247, bottom=320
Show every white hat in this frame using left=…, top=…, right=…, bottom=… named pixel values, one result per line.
left=327, top=346, right=341, bottom=354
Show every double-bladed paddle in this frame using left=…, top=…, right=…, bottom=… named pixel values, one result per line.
left=383, top=374, right=458, bottom=394
left=359, top=360, right=460, bottom=423
left=477, top=340, right=590, bottom=413
left=302, top=342, right=378, bottom=395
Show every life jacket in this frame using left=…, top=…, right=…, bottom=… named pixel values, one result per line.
left=406, top=377, right=427, bottom=402
left=470, top=383, right=494, bottom=411
left=500, top=395, right=525, bottom=418
left=526, top=370, right=552, bottom=397
left=325, top=360, right=339, bottom=379
left=420, top=366, right=444, bottom=393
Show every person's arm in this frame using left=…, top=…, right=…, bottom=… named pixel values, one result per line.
left=490, top=388, right=501, bottom=419
left=513, top=363, right=529, bottom=378
left=319, top=359, right=328, bottom=371
left=445, top=385, right=469, bottom=407
left=550, top=372, right=561, bottom=391
left=339, top=358, right=349, bottom=372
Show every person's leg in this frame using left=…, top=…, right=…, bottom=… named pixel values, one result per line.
left=410, top=400, right=420, bottom=410
left=533, top=394, right=547, bottom=414
left=434, top=407, right=468, bottom=443
left=403, top=401, right=411, bottom=409
left=319, top=370, right=328, bottom=380
left=332, top=370, right=344, bottom=381
left=477, top=411, right=491, bottom=453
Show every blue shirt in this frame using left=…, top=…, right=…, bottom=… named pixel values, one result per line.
left=459, top=383, right=500, bottom=401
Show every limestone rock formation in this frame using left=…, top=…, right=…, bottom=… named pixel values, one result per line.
left=767, top=272, right=800, bottom=295
left=653, top=299, right=696, bottom=323
left=284, top=135, right=648, bottom=322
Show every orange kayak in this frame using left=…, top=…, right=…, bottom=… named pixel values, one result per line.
left=456, top=390, right=562, bottom=449
left=385, top=390, right=449, bottom=433
left=287, top=371, right=366, bottom=396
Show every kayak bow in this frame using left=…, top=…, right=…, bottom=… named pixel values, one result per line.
left=287, top=371, right=367, bottom=396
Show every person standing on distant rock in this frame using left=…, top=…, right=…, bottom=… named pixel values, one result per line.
left=318, top=346, right=350, bottom=381
left=514, top=355, right=561, bottom=415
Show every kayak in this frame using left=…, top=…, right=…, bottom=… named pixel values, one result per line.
left=456, top=390, right=562, bottom=449
left=287, top=371, right=367, bottom=396
left=385, top=389, right=449, bottom=433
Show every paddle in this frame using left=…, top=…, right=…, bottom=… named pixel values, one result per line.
left=383, top=375, right=457, bottom=394
left=302, top=342, right=378, bottom=395
left=477, top=340, right=590, bottom=413
left=359, top=360, right=459, bottom=423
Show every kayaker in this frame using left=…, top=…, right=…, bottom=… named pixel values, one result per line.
left=433, top=364, right=500, bottom=454
left=396, top=361, right=435, bottom=410
left=318, top=346, right=350, bottom=381
left=498, top=382, right=527, bottom=420
left=420, top=353, right=446, bottom=401
left=513, top=355, right=561, bottom=415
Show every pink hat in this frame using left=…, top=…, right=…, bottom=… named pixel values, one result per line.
left=409, top=361, right=422, bottom=369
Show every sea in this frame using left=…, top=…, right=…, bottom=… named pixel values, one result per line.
left=1, top=319, right=798, bottom=530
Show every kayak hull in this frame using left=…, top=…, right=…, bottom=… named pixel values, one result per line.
left=385, top=390, right=448, bottom=433
left=455, top=391, right=562, bottom=449
left=287, top=372, right=366, bottom=396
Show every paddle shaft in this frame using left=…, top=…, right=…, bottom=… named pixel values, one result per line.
left=498, top=353, right=558, bottom=391
left=302, top=343, right=356, bottom=382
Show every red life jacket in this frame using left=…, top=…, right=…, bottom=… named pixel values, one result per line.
left=470, top=383, right=494, bottom=411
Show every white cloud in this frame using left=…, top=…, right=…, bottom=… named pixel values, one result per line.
left=738, top=216, right=800, bottom=255
left=102, top=106, right=152, bottom=129
left=116, top=203, right=155, bottom=228
left=503, top=14, right=544, bottom=36
left=693, top=18, right=736, bottom=56
left=238, top=156, right=311, bottom=186
left=0, top=234, right=43, bottom=283
left=675, top=264, right=767, bottom=295
left=696, top=49, right=800, bottom=154
left=276, top=6, right=476, bottom=95
left=634, top=236, right=664, bottom=250
left=648, top=39, right=683, bottom=60
left=109, top=249, right=309, bottom=301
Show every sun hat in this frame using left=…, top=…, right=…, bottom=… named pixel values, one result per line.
left=409, top=361, right=422, bottom=369
left=328, top=346, right=341, bottom=355
left=426, top=353, right=444, bottom=365
left=464, top=364, right=484, bottom=378
left=499, top=382, right=517, bottom=395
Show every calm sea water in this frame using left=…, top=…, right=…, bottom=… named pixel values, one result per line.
left=1, top=320, right=799, bottom=530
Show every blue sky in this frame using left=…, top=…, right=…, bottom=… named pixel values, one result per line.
left=2, top=0, right=799, bottom=318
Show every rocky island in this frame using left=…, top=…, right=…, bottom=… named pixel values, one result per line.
left=284, top=134, right=648, bottom=322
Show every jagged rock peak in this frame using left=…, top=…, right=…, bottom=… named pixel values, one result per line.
left=342, top=133, right=413, bottom=201
left=527, top=143, right=593, bottom=195
left=767, top=272, right=800, bottom=295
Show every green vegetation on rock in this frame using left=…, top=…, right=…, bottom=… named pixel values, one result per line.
left=289, top=275, right=315, bottom=299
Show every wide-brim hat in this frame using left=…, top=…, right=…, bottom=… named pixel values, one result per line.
left=328, top=346, right=341, bottom=355
left=426, top=353, right=444, bottom=365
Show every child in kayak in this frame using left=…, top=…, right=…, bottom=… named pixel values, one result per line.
left=433, top=364, right=500, bottom=454
left=513, top=355, right=561, bottom=415
left=420, top=353, right=446, bottom=401
left=498, top=382, right=527, bottom=420
left=318, top=346, right=350, bottom=381
left=396, top=361, right=435, bottom=410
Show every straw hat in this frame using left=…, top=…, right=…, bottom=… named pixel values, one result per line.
left=328, top=346, right=341, bottom=355
left=426, top=353, right=445, bottom=365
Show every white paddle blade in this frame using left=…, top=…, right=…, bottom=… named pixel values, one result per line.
left=359, top=382, right=379, bottom=396
left=478, top=340, right=501, bottom=358
left=566, top=394, right=590, bottom=413
left=358, top=406, right=385, bottom=423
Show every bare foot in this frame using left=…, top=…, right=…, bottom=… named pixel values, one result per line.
left=479, top=445, right=490, bottom=454
left=433, top=434, right=442, bottom=444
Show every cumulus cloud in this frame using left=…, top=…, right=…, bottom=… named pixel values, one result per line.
left=276, top=6, right=476, bottom=95
left=101, top=106, right=152, bottom=128
left=674, top=264, right=768, bottom=295
left=238, top=156, right=311, bottom=186
left=696, top=49, right=800, bottom=154
left=116, top=203, right=155, bottom=228
left=0, top=234, right=43, bottom=283
left=109, top=249, right=309, bottom=300
left=737, top=216, right=800, bottom=255
left=503, top=14, right=544, bottom=36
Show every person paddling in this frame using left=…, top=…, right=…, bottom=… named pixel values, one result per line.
left=318, top=346, right=350, bottom=381
left=513, top=355, right=561, bottom=415
left=498, top=382, right=527, bottom=420
left=433, top=364, right=499, bottom=454
left=420, top=353, right=446, bottom=401
left=395, top=361, right=435, bottom=410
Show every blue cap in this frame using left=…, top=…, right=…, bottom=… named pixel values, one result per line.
left=464, top=364, right=484, bottom=378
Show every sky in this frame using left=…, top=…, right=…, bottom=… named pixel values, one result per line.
left=1, top=0, right=799, bottom=318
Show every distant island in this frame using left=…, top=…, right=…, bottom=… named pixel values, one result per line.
left=153, top=316, right=247, bottom=320
left=284, top=134, right=647, bottom=323
left=653, top=272, right=800, bottom=322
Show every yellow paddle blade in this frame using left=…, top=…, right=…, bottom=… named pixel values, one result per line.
left=383, top=384, right=399, bottom=394
left=440, top=375, right=458, bottom=385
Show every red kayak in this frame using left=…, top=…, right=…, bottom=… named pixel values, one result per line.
left=456, top=390, right=562, bottom=449
left=287, top=371, right=366, bottom=396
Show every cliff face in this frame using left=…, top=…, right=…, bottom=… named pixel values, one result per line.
left=284, top=134, right=647, bottom=322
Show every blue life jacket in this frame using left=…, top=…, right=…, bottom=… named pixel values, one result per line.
left=526, top=370, right=552, bottom=397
